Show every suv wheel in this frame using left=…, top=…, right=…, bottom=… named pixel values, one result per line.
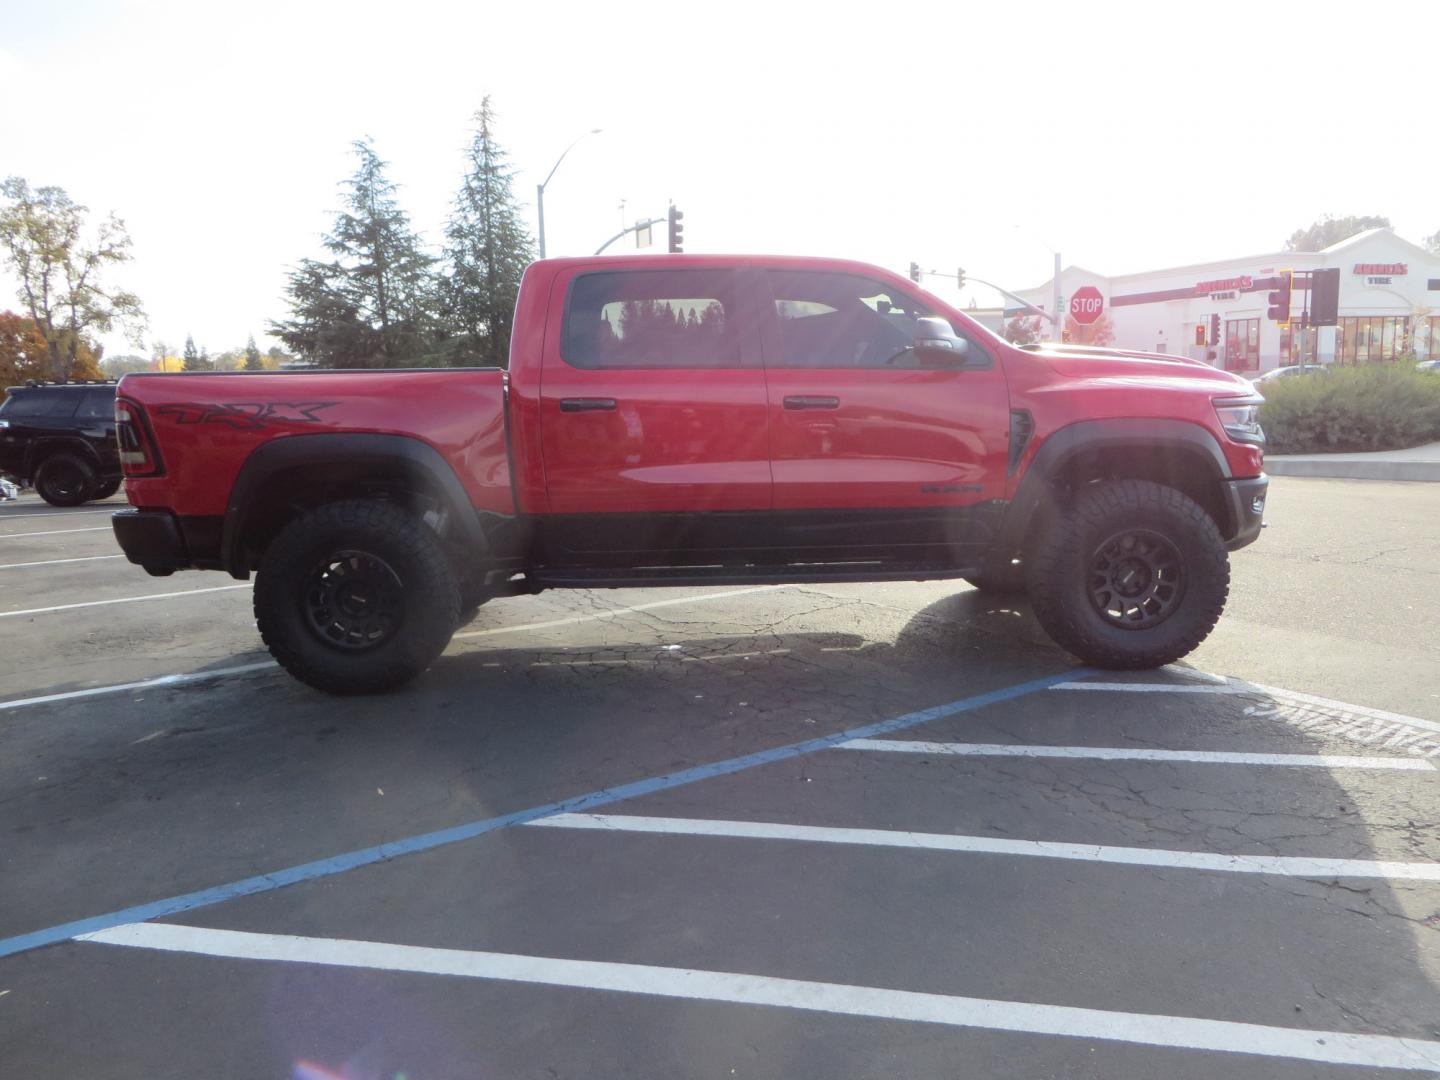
left=1028, top=479, right=1229, bottom=669
left=34, top=454, right=96, bottom=507
left=254, top=499, right=460, bottom=694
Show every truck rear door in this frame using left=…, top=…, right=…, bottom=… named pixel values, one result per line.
left=537, top=265, right=771, bottom=550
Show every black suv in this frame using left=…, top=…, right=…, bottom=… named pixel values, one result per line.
left=0, top=382, right=122, bottom=506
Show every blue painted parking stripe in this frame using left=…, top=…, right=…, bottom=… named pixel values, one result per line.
left=0, top=668, right=1085, bottom=960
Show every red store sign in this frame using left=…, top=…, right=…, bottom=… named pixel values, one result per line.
left=1195, top=275, right=1253, bottom=294
left=1353, top=262, right=1407, bottom=275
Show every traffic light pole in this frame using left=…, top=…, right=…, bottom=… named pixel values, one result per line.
left=594, top=216, right=663, bottom=256
left=1052, top=252, right=1063, bottom=344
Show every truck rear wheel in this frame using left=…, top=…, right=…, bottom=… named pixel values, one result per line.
left=1028, top=479, right=1229, bottom=670
left=35, top=453, right=96, bottom=506
left=254, top=499, right=460, bottom=694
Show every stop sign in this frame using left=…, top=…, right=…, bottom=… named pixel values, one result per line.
left=1070, top=286, right=1104, bottom=325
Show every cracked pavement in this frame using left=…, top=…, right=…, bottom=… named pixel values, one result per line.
left=1, top=477, right=1439, bottom=1079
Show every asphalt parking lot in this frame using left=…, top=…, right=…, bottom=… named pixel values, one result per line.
left=2, top=477, right=1439, bottom=1078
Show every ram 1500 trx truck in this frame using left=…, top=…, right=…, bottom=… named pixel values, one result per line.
left=111, top=255, right=1267, bottom=693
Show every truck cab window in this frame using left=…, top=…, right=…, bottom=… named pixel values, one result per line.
left=562, top=270, right=740, bottom=369
left=767, top=272, right=964, bottom=369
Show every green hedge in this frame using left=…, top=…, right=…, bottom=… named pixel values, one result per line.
left=1259, top=364, right=1440, bottom=454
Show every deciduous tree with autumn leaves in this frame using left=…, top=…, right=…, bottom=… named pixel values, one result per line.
left=0, top=177, right=145, bottom=381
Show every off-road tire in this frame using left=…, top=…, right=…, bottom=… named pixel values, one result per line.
left=34, top=454, right=96, bottom=506
left=90, top=478, right=122, bottom=501
left=254, top=499, right=460, bottom=694
left=1028, top=479, right=1229, bottom=669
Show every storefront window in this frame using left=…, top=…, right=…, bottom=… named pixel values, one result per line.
left=1421, top=316, right=1440, bottom=360
left=1224, top=318, right=1259, bottom=372
left=1336, top=316, right=1409, bottom=363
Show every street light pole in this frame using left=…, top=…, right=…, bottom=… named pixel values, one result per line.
left=1012, top=226, right=1063, bottom=342
left=536, top=128, right=602, bottom=260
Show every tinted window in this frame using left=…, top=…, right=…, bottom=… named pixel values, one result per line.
left=562, top=270, right=740, bottom=369
left=76, top=389, right=116, bottom=419
left=0, top=391, right=79, bottom=418
left=766, top=271, right=964, bottom=369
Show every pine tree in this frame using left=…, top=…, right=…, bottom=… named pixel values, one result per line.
left=441, top=98, right=535, bottom=367
left=244, top=334, right=264, bottom=371
left=183, top=334, right=202, bottom=371
left=271, top=140, right=436, bottom=367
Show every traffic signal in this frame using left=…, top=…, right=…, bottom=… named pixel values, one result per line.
left=1194, top=324, right=1206, bottom=346
left=667, top=204, right=684, bottom=253
left=908, top=261, right=921, bottom=283
left=1267, top=270, right=1292, bottom=324
left=1310, top=267, right=1340, bottom=326
left=1209, top=313, right=1221, bottom=346
left=956, top=267, right=966, bottom=289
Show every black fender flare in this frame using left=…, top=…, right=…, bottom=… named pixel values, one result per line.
left=24, top=436, right=106, bottom=480
left=994, top=418, right=1235, bottom=556
left=221, top=433, right=489, bottom=576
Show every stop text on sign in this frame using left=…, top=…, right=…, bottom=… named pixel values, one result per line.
left=1069, top=286, right=1105, bottom=325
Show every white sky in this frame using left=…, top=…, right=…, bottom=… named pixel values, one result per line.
left=1, top=0, right=1433, bottom=358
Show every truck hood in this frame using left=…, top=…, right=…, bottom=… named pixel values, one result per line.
left=1033, top=352, right=1258, bottom=396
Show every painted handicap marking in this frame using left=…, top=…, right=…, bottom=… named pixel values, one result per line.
left=1051, top=678, right=1440, bottom=758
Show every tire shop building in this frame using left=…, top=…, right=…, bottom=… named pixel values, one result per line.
left=1011, top=228, right=1440, bottom=375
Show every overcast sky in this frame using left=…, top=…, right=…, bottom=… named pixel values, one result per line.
left=2, top=0, right=1432, bottom=358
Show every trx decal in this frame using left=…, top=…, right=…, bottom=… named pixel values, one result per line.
left=154, top=402, right=338, bottom=430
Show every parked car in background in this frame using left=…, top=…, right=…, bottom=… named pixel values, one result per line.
left=0, top=382, right=122, bottom=505
left=1417, top=359, right=1440, bottom=374
left=1251, top=364, right=1328, bottom=386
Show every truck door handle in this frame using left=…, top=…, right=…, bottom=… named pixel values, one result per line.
left=783, top=395, right=840, bottom=410
left=559, top=398, right=617, bottom=412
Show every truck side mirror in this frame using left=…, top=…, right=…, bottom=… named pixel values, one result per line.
left=912, top=317, right=970, bottom=365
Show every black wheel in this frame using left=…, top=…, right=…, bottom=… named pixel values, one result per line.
left=1028, top=479, right=1229, bottom=669
left=34, top=454, right=96, bottom=506
left=90, top=478, right=122, bottom=501
left=964, top=560, right=1027, bottom=595
left=254, top=499, right=460, bottom=694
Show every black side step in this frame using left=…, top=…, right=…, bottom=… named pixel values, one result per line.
left=528, top=563, right=978, bottom=591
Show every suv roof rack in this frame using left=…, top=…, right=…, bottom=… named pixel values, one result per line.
left=16, top=378, right=119, bottom=388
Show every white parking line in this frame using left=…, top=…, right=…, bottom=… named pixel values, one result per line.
left=0, top=662, right=279, bottom=713
left=528, top=813, right=1440, bottom=881
left=0, top=583, right=251, bottom=619
left=0, top=508, right=117, bottom=520
left=837, top=739, right=1436, bottom=770
left=0, top=526, right=112, bottom=540
left=1053, top=681, right=1253, bottom=694
left=78, top=922, right=1440, bottom=1072
left=0, top=554, right=126, bottom=571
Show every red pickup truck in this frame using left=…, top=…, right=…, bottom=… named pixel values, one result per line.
left=112, top=254, right=1267, bottom=693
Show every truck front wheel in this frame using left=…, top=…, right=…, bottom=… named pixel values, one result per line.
left=1028, top=479, right=1229, bottom=670
left=254, top=499, right=460, bottom=694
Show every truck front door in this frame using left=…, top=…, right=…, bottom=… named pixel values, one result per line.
left=758, top=269, right=1011, bottom=562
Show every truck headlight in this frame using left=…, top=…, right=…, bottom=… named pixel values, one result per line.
left=1214, top=398, right=1265, bottom=444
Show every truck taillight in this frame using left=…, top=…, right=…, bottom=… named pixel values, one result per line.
left=115, top=396, right=164, bottom=477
